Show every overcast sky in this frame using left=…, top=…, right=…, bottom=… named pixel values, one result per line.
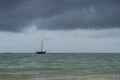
left=0, top=0, right=120, bottom=53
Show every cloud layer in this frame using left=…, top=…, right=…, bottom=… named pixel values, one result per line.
left=0, top=0, right=120, bottom=32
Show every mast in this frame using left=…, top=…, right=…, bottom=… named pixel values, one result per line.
left=41, top=40, right=44, bottom=51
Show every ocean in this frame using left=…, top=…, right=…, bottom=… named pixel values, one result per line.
left=0, top=53, right=120, bottom=80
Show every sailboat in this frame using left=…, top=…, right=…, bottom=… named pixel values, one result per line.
left=36, top=40, right=46, bottom=54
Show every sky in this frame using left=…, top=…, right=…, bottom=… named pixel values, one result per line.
left=0, top=0, right=120, bottom=53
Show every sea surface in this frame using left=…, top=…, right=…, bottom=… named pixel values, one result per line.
left=0, top=53, right=120, bottom=80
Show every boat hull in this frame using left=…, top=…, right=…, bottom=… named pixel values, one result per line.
left=36, top=51, right=46, bottom=54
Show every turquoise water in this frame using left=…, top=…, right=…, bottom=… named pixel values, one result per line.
left=0, top=53, right=120, bottom=80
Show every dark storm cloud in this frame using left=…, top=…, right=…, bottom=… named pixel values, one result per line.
left=0, top=0, right=120, bottom=32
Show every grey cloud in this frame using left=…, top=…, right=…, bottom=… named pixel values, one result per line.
left=88, top=29, right=120, bottom=38
left=0, top=0, right=120, bottom=32
left=0, top=0, right=25, bottom=10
